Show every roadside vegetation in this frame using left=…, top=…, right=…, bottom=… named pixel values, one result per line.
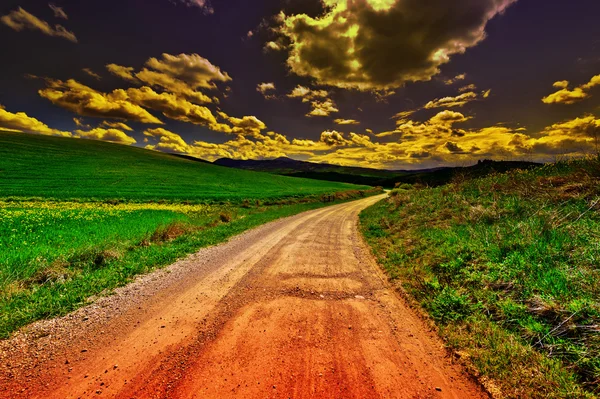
left=360, top=158, right=600, bottom=398
left=0, top=131, right=379, bottom=338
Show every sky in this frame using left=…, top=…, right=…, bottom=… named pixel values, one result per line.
left=1, top=0, right=599, bottom=170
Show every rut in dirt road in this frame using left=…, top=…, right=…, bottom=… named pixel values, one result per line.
left=0, top=195, right=489, bottom=399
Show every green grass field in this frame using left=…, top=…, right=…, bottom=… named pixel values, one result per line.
left=0, top=131, right=378, bottom=338
left=0, top=131, right=366, bottom=202
left=360, top=159, right=600, bottom=398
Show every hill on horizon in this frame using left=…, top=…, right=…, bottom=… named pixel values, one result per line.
left=0, top=132, right=369, bottom=202
left=213, top=156, right=542, bottom=187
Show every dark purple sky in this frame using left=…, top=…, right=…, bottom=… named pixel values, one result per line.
left=1, top=0, right=599, bottom=169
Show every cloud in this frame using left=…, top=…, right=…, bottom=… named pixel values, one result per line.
left=1, top=7, right=77, bottom=43
left=444, top=74, right=466, bottom=85
left=287, top=85, right=329, bottom=102
left=320, top=130, right=351, bottom=146
left=82, top=68, right=102, bottom=80
left=334, top=118, right=360, bottom=125
left=39, top=79, right=163, bottom=124
left=48, top=4, right=68, bottom=19
left=257, top=82, right=277, bottom=99
left=145, top=53, right=231, bottom=89
left=106, top=64, right=138, bottom=83
left=542, top=73, right=600, bottom=104
left=307, top=99, right=339, bottom=117
left=135, top=68, right=213, bottom=104
left=275, top=0, right=516, bottom=90
left=75, top=127, right=137, bottom=145
left=0, top=104, right=71, bottom=137
left=425, top=91, right=478, bottom=109
left=459, top=84, right=477, bottom=92
left=286, top=85, right=337, bottom=117
left=264, top=41, right=284, bottom=52
left=107, top=53, right=230, bottom=105
left=553, top=80, right=569, bottom=89
left=101, top=121, right=133, bottom=131
left=218, top=112, right=268, bottom=136
left=378, top=110, right=470, bottom=137
left=144, top=127, right=191, bottom=153
left=126, top=86, right=218, bottom=126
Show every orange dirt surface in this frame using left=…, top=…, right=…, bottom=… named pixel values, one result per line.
left=0, top=195, right=489, bottom=398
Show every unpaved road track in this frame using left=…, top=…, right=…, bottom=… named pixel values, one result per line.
left=0, top=195, right=489, bottom=399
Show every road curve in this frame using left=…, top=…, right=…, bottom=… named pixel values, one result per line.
left=0, top=195, right=489, bottom=399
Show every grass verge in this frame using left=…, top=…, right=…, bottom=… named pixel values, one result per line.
left=1, top=188, right=380, bottom=339
left=360, top=158, right=599, bottom=398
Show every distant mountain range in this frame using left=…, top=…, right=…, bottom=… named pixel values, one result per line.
left=213, top=157, right=541, bottom=187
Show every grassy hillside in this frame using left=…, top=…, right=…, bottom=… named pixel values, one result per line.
left=0, top=132, right=367, bottom=201
left=360, top=158, right=600, bottom=398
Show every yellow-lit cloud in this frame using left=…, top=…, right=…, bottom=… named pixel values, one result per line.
left=83, top=68, right=102, bottom=80
left=307, top=99, right=339, bottom=117
left=126, top=86, right=217, bottom=126
left=39, top=79, right=163, bottom=124
left=257, top=82, right=277, bottom=99
left=102, top=121, right=133, bottom=131
left=1, top=7, right=77, bottom=42
left=334, top=119, right=360, bottom=125
left=49, top=4, right=68, bottom=20
left=542, top=74, right=600, bottom=104
left=275, top=0, right=516, bottom=90
left=145, top=53, right=231, bottom=89
left=75, top=127, right=137, bottom=145
left=0, top=104, right=71, bottom=137
left=444, top=74, right=466, bottom=85
left=106, top=64, right=138, bottom=83
left=287, top=85, right=329, bottom=102
left=425, top=92, right=478, bottom=109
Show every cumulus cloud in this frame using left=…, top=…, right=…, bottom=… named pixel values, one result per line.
left=307, top=99, right=339, bottom=117
left=217, top=112, right=268, bottom=136
left=107, top=53, right=230, bottom=104
left=542, top=74, right=600, bottom=104
left=145, top=53, right=231, bottom=89
left=334, top=118, right=360, bottom=125
left=144, top=127, right=191, bottom=153
left=135, top=68, right=213, bottom=104
left=106, top=64, right=138, bottom=83
left=275, top=0, right=517, bottom=90
left=39, top=79, right=163, bottom=124
left=287, top=85, right=329, bottom=102
left=126, top=86, right=218, bottom=126
left=101, top=121, right=133, bottom=131
left=1, top=7, right=77, bottom=42
left=0, top=104, right=71, bottom=137
left=75, top=127, right=137, bottom=145
left=48, top=4, right=68, bottom=19
left=257, top=82, right=277, bottom=99
left=425, top=91, right=479, bottom=109
left=320, top=130, right=351, bottom=146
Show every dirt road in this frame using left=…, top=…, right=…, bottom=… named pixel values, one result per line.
left=0, top=195, right=489, bottom=398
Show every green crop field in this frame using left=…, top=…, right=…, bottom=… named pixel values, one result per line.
left=0, top=131, right=377, bottom=338
left=360, top=158, right=600, bottom=398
